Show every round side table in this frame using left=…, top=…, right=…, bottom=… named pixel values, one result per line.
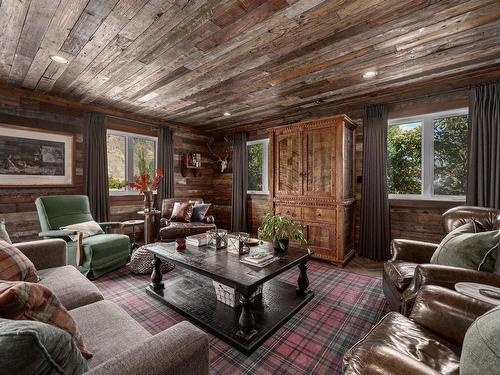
left=455, top=282, right=500, bottom=306
left=122, top=219, right=144, bottom=253
left=137, top=210, right=161, bottom=244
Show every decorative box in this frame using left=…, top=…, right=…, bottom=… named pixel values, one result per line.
left=227, top=232, right=250, bottom=255
left=212, top=280, right=263, bottom=308
left=207, top=228, right=228, bottom=249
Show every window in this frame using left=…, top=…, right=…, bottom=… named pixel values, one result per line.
left=247, top=139, right=269, bottom=194
left=387, top=109, right=468, bottom=199
left=107, top=130, right=157, bottom=194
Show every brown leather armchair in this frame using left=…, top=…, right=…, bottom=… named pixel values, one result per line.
left=383, top=206, right=500, bottom=314
left=343, top=285, right=494, bottom=375
left=159, top=198, right=216, bottom=241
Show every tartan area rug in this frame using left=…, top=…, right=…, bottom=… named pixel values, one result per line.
left=93, top=262, right=389, bottom=374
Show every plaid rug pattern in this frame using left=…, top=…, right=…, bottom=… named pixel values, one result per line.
left=94, top=262, right=389, bottom=374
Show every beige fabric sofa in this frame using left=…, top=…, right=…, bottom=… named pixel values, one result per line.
left=14, top=239, right=209, bottom=375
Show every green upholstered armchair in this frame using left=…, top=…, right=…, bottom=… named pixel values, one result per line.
left=35, top=195, right=129, bottom=279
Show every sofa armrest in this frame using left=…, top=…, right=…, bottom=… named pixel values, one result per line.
left=15, top=239, right=67, bottom=270
left=203, top=215, right=215, bottom=224
left=390, top=239, right=438, bottom=263
left=402, top=264, right=500, bottom=315
left=159, top=217, right=171, bottom=228
left=409, top=285, right=493, bottom=347
left=86, top=321, right=208, bottom=375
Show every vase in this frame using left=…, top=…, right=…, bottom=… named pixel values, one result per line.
left=143, top=191, right=154, bottom=212
left=273, top=238, right=289, bottom=254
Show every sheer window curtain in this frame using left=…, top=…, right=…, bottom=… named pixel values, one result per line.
left=359, top=104, right=391, bottom=260
left=84, top=112, right=110, bottom=222
left=231, top=133, right=248, bottom=232
left=467, top=81, right=500, bottom=209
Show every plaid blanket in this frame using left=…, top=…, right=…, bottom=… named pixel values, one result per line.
left=0, top=281, right=92, bottom=359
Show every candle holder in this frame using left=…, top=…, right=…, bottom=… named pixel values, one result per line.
left=227, top=232, right=250, bottom=255
left=207, top=228, right=228, bottom=250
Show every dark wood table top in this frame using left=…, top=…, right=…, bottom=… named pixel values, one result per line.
left=143, top=242, right=312, bottom=293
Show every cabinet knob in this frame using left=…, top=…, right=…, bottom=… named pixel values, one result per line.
left=317, top=213, right=321, bottom=217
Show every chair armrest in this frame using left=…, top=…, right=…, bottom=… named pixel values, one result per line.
left=39, top=229, right=77, bottom=240
left=203, top=215, right=215, bottom=224
left=409, top=285, right=493, bottom=347
left=86, top=321, right=209, bottom=375
left=160, top=217, right=171, bottom=227
left=390, top=239, right=438, bottom=263
left=98, top=221, right=122, bottom=228
left=14, top=239, right=67, bottom=269
left=402, top=264, right=500, bottom=315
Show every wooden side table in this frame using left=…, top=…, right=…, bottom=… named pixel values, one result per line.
left=137, top=210, right=161, bottom=244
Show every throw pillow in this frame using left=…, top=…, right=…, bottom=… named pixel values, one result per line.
left=461, top=305, right=500, bottom=374
left=170, top=202, right=194, bottom=222
left=60, top=220, right=104, bottom=238
left=0, top=218, right=11, bottom=244
left=0, top=281, right=92, bottom=359
left=430, top=221, right=500, bottom=272
left=0, top=318, right=89, bottom=375
left=126, top=247, right=175, bottom=275
left=191, top=203, right=211, bottom=222
left=0, top=240, right=38, bottom=282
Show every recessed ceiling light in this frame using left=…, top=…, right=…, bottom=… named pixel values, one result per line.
left=50, top=55, right=69, bottom=64
left=223, top=112, right=231, bottom=116
left=362, top=71, right=378, bottom=79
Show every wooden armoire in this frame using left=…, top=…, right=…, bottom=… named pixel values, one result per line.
left=269, top=115, right=357, bottom=267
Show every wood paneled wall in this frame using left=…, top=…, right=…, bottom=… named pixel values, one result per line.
left=0, top=87, right=214, bottom=243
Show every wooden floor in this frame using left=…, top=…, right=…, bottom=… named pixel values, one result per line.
left=312, top=256, right=384, bottom=278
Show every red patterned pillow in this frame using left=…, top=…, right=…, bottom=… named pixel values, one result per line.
left=0, top=240, right=38, bottom=282
left=0, top=281, right=92, bottom=359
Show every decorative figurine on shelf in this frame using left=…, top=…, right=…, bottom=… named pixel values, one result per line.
left=207, top=137, right=232, bottom=174
left=128, top=168, right=164, bottom=212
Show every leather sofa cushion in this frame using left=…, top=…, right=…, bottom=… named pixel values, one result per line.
left=343, top=312, right=460, bottom=375
left=160, top=222, right=216, bottom=239
left=383, top=260, right=418, bottom=290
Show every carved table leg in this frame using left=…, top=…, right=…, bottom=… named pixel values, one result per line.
left=237, top=292, right=257, bottom=340
left=150, top=255, right=164, bottom=292
left=296, top=261, right=310, bottom=296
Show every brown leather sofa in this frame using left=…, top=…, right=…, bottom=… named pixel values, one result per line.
left=383, top=206, right=500, bottom=314
left=343, top=285, right=493, bottom=374
left=159, top=198, right=216, bottom=241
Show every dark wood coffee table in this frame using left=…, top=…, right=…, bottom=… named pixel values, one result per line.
left=144, top=242, right=314, bottom=354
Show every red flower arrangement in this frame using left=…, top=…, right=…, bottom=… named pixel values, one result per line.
left=129, top=168, right=164, bottom=193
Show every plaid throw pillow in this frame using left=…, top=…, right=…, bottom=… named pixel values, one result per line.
left=0, top=240, right=38, bottom=282
left=0, top=281, right=92, bottom=359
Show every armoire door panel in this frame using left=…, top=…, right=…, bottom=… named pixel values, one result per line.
left=306, top=224, right=335, bottom=250
left=304, top=127, right=335, bottom=197
left=275, top=132, right=302, bottom=196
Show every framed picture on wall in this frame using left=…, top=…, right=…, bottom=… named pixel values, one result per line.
left=0, top=124, right=74, bottom=187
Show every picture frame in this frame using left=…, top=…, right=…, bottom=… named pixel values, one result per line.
left=0, top=124, right=75, bottom=187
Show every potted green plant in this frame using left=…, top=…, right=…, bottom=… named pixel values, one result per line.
left=258, top=211, right=309, bottom=254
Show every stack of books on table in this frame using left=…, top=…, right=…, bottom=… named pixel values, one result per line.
left=185, top=233, right=208, bottom=247
left=240, top=253, right=277, bottom=268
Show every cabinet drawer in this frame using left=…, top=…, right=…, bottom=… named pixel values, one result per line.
left=303, top=207, right=336, bottom=223
left=275, top=205, right=302, bottom=219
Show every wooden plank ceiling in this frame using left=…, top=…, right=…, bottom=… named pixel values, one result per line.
left=1, top=0, right=500, bottom=132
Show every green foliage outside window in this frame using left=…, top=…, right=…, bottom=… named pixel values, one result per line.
left=248, top=143, right=263, bottom=191
left=387, top=123, right=422, bottom=194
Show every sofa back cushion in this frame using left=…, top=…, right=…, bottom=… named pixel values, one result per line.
left=170, top=202, right=194, bottom=222
left=430, top=221, right=499, bottom=273
left=0, top=280, right=92, bottom=359
left=0, top=240, right=39, bottom=282
left=461, top=305, right=500, bottom=374
left=161, top=198, right=203, bottom=219
left=0, top=218, right=11, bottom=244
left=442, top=206, right=500, bottom=234
left=35, top=195, right=94, bottom=231
left=0, top=318, right=89, bottom=375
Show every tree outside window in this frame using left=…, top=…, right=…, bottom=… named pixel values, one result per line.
left=247, top=139, right=269, bottom=193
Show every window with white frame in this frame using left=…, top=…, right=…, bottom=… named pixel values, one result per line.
left=387, top=108, right=468, bottom=200
left=247, top=139, right=269, bottom=194
left=107, top=130, right=157, bottom=194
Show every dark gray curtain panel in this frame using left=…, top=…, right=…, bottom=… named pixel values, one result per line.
left=467, top=81, right=500, bottom=209
left=231, top=133, right=248, bottom=232
left=360, top=104, right=391, bottom=260
left=155, top=127, right=174, bottom=238
left=84, top=112, right=110, bottom=222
